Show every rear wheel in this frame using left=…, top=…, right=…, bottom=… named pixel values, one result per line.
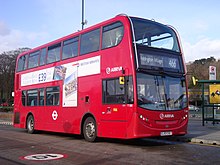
left=27, top=115, right=35, bottom=134
left=83, top=117, right=97, bottom=142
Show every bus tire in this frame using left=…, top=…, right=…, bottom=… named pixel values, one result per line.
left=27, top=115, right=35, bottom=134
left=83, top=117, right=97, bottom=142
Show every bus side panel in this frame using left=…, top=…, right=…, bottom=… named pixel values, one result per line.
left=98, top=121, right=127, bottom=138
left=13, top=90, right=27, bottom=129
left=61, top=74, right=102, bottom=135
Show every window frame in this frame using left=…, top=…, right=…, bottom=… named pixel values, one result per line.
left=102, top=21, right=124, bottom=50
left=47, top=43, right=61, bottom=64
left=39, top=48, right=47, bottom=66
left=80, top=28, right=101, bottom=55
left=28, top=51, right=40, bottom=69
left=46, top=86, right=60, bottom=106
left=17, top=54, right=28, bottom=72
left=62, top=37, right=79, bottom=60
left=22, top=90, right=27, bottom=106
left=38, top=88, right=45, bottom=106
left=27, top=89, right=38, bottom=106
left=102, top=77, right=126, bottom=104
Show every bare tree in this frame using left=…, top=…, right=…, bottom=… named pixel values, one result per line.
left=0, top=48, right=30, bottom=104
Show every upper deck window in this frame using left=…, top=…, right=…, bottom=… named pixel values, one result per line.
left=28, top=51, right=40, bottom=69
left=62, top=37, right=79, bottom=60
left=47, top=43, right=61, bottom=64
left=80, top=29, right=100, bottom=55
left=131, top=17, right=180, bottom=52
left=39, top=48, right=47, bottom=66
left=102, top=22, right=124, bottom=49
left=17, top=54, right=28, bottom=72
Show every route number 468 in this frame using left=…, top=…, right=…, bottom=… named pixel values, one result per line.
left=38, top=72, right=47, bottom=82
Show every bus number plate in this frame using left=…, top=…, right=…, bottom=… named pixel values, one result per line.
left=160, top=131, right=172, bottom=136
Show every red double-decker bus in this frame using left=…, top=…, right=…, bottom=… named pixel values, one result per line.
left=13, top=14, right=188, bottom=142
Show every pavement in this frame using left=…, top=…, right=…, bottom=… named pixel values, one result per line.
left=0, top=112, right=220, bottom=146
left=166, top=117, right=220, bottom=146
left=0, top=112, right=13, bottom=125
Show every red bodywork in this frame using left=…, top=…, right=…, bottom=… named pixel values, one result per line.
left=13, top=15, right=188, bottom=139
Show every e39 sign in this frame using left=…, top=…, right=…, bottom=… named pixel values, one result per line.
left=20, top=153, right=67, bottom=161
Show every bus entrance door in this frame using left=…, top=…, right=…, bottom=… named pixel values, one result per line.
left=100, top=104, right=127, bottom=138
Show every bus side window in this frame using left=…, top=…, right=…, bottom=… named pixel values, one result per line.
left=17, top=54, right=28, bottom=72
left=39, top=88, right=45, bottom=106
left=47, top=43, right=61, bottom=64
left=28, top=51, right=40, bottom=69
left=102, top=78, right=125, bottom=104
left=46, top=86, right=60, bottom=106
left=22, top=90, right=26, bottom=106
left=27, top=89, right=38, bottom=106
left=80, top=29, right=100, bottom=55
left=127, top=76, right=134, bottom=104
left=46, top=94, right=53, bottom=105
left=102, top=22, right=124, bottom=49
left=39, top=48, right=47, bottom=66
left=62, top=37, right=79, bottom=60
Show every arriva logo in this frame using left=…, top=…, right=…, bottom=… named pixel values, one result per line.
left=160, top=113, right=174, bottom=119
left=106, top=66, right=122, bottom=74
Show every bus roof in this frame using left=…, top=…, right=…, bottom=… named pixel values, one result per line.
left=18, top=14, right=130, bottom=57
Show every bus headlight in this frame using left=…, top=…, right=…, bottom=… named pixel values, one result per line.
left=139, top=114, right=149, bottom=122
left=183, top=114, right=188, bottom=120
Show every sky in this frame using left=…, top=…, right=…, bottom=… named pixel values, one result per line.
left=0, top=0, right=220, bottom=62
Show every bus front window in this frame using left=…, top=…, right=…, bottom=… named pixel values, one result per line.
left=137, top=73, right=187, bottom=111
left=131, top=17, right=180, bottom=52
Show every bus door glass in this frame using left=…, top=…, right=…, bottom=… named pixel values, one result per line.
left=102, top=76, right=134, bottom=121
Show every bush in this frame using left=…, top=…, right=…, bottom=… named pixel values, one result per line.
left=0, top=106, right=13, bottom=112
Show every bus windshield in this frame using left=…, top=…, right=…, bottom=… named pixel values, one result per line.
left=131, top=17, right=180, bottom=52
left=137, top=72, right=187, bottom=111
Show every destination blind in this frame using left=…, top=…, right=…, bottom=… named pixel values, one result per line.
left=139, top=53, right=182, bottom=72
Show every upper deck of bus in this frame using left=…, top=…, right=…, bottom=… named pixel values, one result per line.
left=16, top=15, right=186, bottom=80
left=16, top=14, right=130, bottom=62
left=15, top=14, right=183, bottom=72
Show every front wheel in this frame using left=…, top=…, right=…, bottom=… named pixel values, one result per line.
left=27, top=115, right=35, bottom=134
left=83, top=117, right=97, bottom=142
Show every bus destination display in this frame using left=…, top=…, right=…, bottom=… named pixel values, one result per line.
left=139, top=53, right=181, bottom=71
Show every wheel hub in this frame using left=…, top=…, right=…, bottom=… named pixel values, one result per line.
left=86, top=122, right=95, bottom=138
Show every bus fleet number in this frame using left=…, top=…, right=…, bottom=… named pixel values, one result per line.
left=38, top=73, right=47, bottom=82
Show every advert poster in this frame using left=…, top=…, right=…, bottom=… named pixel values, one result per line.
left=62, top=63, right=78, bottom=107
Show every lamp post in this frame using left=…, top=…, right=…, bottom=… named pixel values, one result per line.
left=81, top=0, right=85, bottom=30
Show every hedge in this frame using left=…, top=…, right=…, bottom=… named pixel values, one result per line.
left=0, top=106, right=13, bottom=112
